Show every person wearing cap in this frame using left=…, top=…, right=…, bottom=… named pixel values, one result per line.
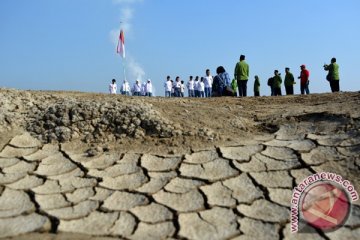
left=284, top=67, right=295, bottom=95
left=109, top=79, right=117, bottom=94
left=164, top=76, right=172, bottom=97
left=272, top=70, right=282, bottom=96
left=234, top=55, right=250, bottom=97
left=254, top=75, right=260, bottom=97
left=145, top=79, right=153, bottom=97
left=132, top=80, right=141, bottom=96
left=121, top=80, right=130, bottom=96
left=298, top=65, right=310, bottom=95
left=324, top=58, right=340, bottom=92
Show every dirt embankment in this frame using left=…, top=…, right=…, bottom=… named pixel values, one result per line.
left=0, top=88, right=360, bottom=239
left=1, top=88, right=359, bottom=153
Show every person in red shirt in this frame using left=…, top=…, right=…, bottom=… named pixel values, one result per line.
left=298, top=64, right=310, bottom=95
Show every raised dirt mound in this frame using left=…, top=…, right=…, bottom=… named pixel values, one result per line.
left=0, top=88, right=359, bottom=239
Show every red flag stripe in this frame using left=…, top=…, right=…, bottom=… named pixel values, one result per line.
left=116, top=30, right=125, bottom=58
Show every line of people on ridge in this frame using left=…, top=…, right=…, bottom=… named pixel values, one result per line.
left=109, top=79, right=154, bottom=96
left=163, top=56, right=340, bottom=97
left=164, top=69, right=218, bottom=97
left=109, top=56, right=340, bottom=97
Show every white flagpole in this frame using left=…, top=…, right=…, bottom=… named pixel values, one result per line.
left=122, top=56, right=126, bottom=82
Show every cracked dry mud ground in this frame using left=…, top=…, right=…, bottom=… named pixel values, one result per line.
left=0, top=89, right=359, bottom=239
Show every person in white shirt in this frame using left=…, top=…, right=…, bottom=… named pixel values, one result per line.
left=170, top=80, right=175, bottom=97
left=109, top=79, right=117, bottom=94
left=199, top=77, right=205, bottom=98
left=174, top=76, right=181, bottom=97
left=145, top=79, right=153, bottom=97
left=187, top=76, right=195, bottom=97
left=204, top=69, right=213, bottom=97
left=164, top=76, right=172, bottom=97
left=121, top=80, right=130, bottom=96
left=132, top=80, right=141, bottom=96
left=141, top=82, right=146, bottom=96
left=194, top=76, right=200, bottom=97
left=180, top=80, right=185, bottom=97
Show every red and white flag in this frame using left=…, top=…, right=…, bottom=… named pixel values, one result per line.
left=116, top=29, right=125, bottom=58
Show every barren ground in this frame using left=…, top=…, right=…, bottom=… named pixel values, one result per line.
left=0, top=88, right=359, bottom=239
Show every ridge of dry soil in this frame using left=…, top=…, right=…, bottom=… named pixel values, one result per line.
left=0, top=88, right=359, bottom=239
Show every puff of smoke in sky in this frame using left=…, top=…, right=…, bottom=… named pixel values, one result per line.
left=127, top=56, right=145, bottom=82
left=110, top=0, right=146, bottom=90
left=112, top=0, right=143, bottom=4
left=109, top=7, right=133, bottom=45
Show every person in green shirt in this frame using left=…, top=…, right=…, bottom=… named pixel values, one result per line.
left=324, top=57, right=340, bottom=92
left=254, top=75, right=260, bottom=96
left=284, top=67, right=295, bottom=95
left=272, top=70, right=282, bottom=96
left=231, top=78, right=238, bottom=97
left=234, top=55, right=250, bottom=97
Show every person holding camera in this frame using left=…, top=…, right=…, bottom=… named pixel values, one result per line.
left=324, top=58, right=340, bottom=92
left=298, top=65, right=310, bottom=95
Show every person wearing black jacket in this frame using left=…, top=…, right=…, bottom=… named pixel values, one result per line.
left=267, top=77, right=274, bottom=96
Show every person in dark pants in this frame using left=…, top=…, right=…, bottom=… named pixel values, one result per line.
left=194, top=76, right=200, bottom=97
left=174, top=76, right=181, bottom=97
left=298, top=65, right=310, bottom=95
left=324, top=57, right=340, bottom=92
left=267, top=77, right=274, bottom=96
left=272, top=70, right=282, bottom=96
left=234, top=55, right=249, bottom=97
left=284, top=67, right=295, bottom=95
left=212, top=66, right=231, bottom=97
left=254, top=75, right=260, bottom=96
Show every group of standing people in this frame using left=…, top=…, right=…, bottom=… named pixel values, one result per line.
left=233, top=55, right=340, bottom=97
left=164, top=69, right=215, bottom=98
left=109, top=79, right=153, bottom=96
left=164, top=55, right=340, bottom=98
left=267, top=65, right=310, bottom=96
left=265, top=57, right=340, bottom=96
left=109, top=56, right=340, bottom=97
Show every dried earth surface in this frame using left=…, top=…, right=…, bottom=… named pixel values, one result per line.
left=0, top=88, right=359, bottom=239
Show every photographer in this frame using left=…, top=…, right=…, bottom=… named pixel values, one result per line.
left=324, top=58, right=340, bottom=92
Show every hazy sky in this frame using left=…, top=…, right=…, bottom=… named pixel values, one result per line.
left=1, top=0, right=359, bottom=96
